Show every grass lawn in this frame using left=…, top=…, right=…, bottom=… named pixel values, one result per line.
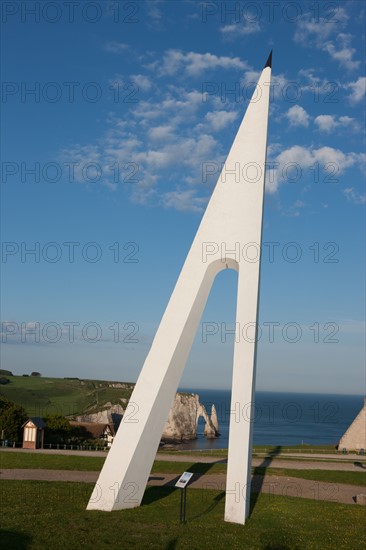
left=252, top=467, right=366, bottom=487
left=0, top=453, right=227, bottom=475
left=0, top=375, right=133, bottom=416
left=159, top=444, right=340, bottom=458
left=159, top=450, right=366, bottom=465
left=0, top=480, right=365, bottom=549
left=0, top=452, right=105, bottom=471
left=1, top=452, right=365, bottom=487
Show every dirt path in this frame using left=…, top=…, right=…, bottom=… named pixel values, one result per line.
left=1, top=468, right=363, bottom=506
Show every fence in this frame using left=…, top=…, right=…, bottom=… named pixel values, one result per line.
left=1, top=440, right=109, bottom=451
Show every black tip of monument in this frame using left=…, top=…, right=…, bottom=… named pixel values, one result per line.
left=264, top=50, right=273, bottom=69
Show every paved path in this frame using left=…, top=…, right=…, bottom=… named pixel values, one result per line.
left=1, top=468, right=364, bottom=506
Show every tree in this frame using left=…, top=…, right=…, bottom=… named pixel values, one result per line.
left=0, top=401, right=27, bottom=441
left=43, top=414, right=71, bottom=444
left=0, top=369, right=13, bottom=376
left=0, top=396, right=12, bottom=412
left=31, top=372, right=41, bottom=377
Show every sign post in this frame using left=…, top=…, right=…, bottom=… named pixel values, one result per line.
left=175, top=471, right=193, bottom=524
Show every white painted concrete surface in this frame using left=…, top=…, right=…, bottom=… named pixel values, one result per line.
left=87, top=57, right=272, bottom=525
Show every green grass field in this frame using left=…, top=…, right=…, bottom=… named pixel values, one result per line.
left=162, top=444, right=339, bottom=457
left=1, top=452, right=365, bottom=487
left=0, top=481, right=365, bottom=549
left=0, top=375, right=134, bottom=416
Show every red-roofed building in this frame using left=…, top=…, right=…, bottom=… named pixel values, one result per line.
left=69, top=421, right=115, bottom=447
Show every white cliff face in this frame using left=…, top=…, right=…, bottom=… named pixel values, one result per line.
left=338, top=398, right=366, bottom=451
left=74, top=403, right=124, bottom=425
left=162, top=393, right=220, bottom=440
left=211, top=404, right=220, bottom=434
left=162, top=393, right=200, bottom=440
left=202, top=403, right=220, bottom=438
left=74, top=393, right=219, bottom=441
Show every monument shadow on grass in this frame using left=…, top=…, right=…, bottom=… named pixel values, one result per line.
left=250, top=445, right=283, bottom=517
left=164, top=538, right=179, bottom=550
left=142, top=461, right=218, bottom=508
left=189, top=491, right=225, bottom=522
left=0, top=530, right=32, bottom=549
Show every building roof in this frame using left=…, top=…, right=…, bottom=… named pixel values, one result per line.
left=22, top=417, right=47, bottom=429
left=69, top=421, right=115, bottom=439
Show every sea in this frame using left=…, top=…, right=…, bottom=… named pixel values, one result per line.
left=177, top=390, right=365, bottom=450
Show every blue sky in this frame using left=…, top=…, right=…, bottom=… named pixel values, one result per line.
left=1, top=1, right=365, bottom=395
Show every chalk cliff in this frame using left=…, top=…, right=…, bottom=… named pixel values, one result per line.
left=204, top=404, right=220, bottom=438
left=338, top=398, right=366, bottom=451
left=163, top=393, right=200, bottom=440
left=74, top=403, right=124, bottom=430
left=74, top=393, right=219, bottom=441
left=163, top=393, right=220, bottom=441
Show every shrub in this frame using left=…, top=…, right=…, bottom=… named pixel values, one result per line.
left=43, top=414, right=71, bottom=444
left=0, top=401, right=27, bottom=441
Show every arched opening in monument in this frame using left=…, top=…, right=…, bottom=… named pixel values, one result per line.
left=178, top=264, right=239, bottom=450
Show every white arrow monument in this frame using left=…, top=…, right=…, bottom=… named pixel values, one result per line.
left=87, top=52, right=272, bottom=524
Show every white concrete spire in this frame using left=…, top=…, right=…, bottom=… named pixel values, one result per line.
left=87, top=53, right=272, bottom=525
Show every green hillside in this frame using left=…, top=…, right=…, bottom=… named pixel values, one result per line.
left=0, top=375, right=134, bottom=417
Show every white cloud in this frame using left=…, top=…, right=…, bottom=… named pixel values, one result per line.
left=131, top=74, right=152, bottom=92
left=294, top=6, right=349, bottom=46
left=312, top=147, right=361, bottom=170
left=294, top=7, right=359, bottom=70
left=267, top=145, right=364, bottom=193
left=157, top=49, right=247, bottom=76
left=130, top=185, right=157, bottom=205
left=149, top=134, right=216, bottom=171
left=148, top=125, right=174, bottom=141
left=60, top=80, right=226, bottom=207
left=283, top=199, right=306, bottom=217
left=220, top=21, right=260, bottom=39
left=242, top=69, right=260, bottom=85
left=161, top=189, right=208, bottom=213
left=297, top=68, right=332, bottom=93
left=335, top=115, right=354, bottom=126
left=109, top=74, right=152, bottom=95
left=285, top=105, right=310, bottom=127
left=58, top=144, right=111, bottom=185
left=314, top=115, right=337, bottom=134
left=204, top=110, right=238, bottom=131
left=133, top=88, right=203, bottom=127
left=146, top=0, right=164, bottom=30
left=314, top=114, right=356, bottom=133
left=323, top=34, right=360, bottom=71
left=343, top=188, right=366, bottom=204
left=60, top=39, right=365, bottom=213
left=105, top=41, right=130, bottom=53
left=347, top=76, right=366, bottom=104
left=130, top=134, right=217, bottom=172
